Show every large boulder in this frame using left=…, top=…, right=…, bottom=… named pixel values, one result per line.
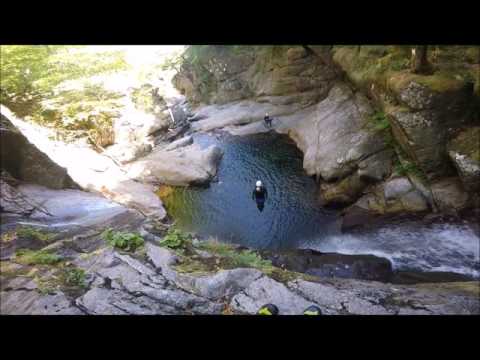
left=126, top=143, right=223, bottom=186
left=104, top=142, right=153, bottom=165
left=277, top=83, right=387, bottom=181
left=110, top=105, right=167, bottom=163
left=384, top=73, right=474, bottom=180
left=0, top=110, right=77, bottom=189
left=430, top=177, right=470, bottom=212
left=320, top=173, right=369, bottom=207
left=448, top=127, right=480, bottom=193
left=341, top=176, right=430, bottom=230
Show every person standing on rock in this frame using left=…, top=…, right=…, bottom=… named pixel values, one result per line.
left=252, top=180, right=268, bottom=211
left=264, top=113, right=273, bottom=128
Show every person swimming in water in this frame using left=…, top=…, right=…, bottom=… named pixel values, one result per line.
left=252, top=180, right=268, bottom=211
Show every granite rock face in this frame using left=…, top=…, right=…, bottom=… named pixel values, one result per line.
left=1, top=109, right=77, bottom=190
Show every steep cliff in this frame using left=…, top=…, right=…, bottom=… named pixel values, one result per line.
left=173, top=45, right=480, bottom=219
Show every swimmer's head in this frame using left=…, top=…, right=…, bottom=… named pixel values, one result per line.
left=256, top=180, right=262, bottom=187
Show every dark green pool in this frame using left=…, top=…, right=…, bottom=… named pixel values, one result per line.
left=161, top=132, right=338, bottom=250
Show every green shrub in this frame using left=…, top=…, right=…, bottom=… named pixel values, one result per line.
left=158, top=228, right=193, bottom=249
left=101, top=228, right=144, bottom=252
left=1, top=45, right=128, bottom=122
left=198, top=240, right=273, bottom=271
left=15, top=249, right=62, bottom=265
left=16, top=226, right=54, bottom=243
left=369, top=111, right=390, bottom=131
left=60, top=267, right=86, bottom=288
left=229, top=249, right=273, bottom=269
left=394, top=159, right=426, bottom=180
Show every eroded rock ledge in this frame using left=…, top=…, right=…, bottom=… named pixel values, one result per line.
left=2, top=240, right=478, bottom=315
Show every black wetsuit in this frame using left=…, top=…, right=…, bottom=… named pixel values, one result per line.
left=252, top=186, right=268, bottom=211
left=252, top=186, right=268, bottom=201
left=264, top=115, right=272, bottom=128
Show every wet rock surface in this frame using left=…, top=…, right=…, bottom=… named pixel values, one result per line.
left=261, top=249, right=394, bottom=282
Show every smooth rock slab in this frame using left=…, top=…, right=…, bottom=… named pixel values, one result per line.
left=189, top=268, right=263, bottom=301
left=230, top=276, right=312, bottom=315
left=145, top=243, right=262, bottom=300
left=1, top=289, right=83, bottom=315
left=127, top=143, right=223, bottom=186
left=76, top=287, right=161, bottom=315
left=164, top=135, right=193, bottom=151
left=384, top=177, right=413, bottom=200
left=288, top=279, right=392, bottom=315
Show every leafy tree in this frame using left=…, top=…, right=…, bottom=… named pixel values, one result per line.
left=1, top=45, right=57, bottom=116
left=0, top=45, right=129, bottom=121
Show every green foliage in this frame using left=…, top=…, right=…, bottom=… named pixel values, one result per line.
left=101, top=228, right=144, bottom=252
left=42, top=82, right=124, bottom=146
left=16, top=226, right=55, bottom=243
left=0, top=45, right=128, bottom=130
left=198, top=240, right=273, bottom=270
left=1, top=45, right=59, bottom=116
left=158, top=228, right=193, bottom=249
left=389, top=58, right=410, bottom=71
left=229, top=249, right=273, bottom=269
left=34, top=266, right=87, bottom=295
left=394, top=159, right=426, bottom=180
left=226, top=45, right=254, bottom=55
left=369, top=111, right=391, bottom=131
left=161, top=53, right=184, bottom=72
left=60, top=267, right=86, bottom=288
left=129, top=84, right=166, bottom=116
left=15, top=249, right=62, bottom=265
left=36, top=277, right=57, bottom=295
left=182, top=45, right=212, bottom=66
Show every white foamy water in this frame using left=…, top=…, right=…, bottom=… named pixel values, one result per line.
left=302, top=222, right=480, bottom=278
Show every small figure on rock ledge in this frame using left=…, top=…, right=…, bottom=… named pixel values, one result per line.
left=264, top=113, right=273, bottom=128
